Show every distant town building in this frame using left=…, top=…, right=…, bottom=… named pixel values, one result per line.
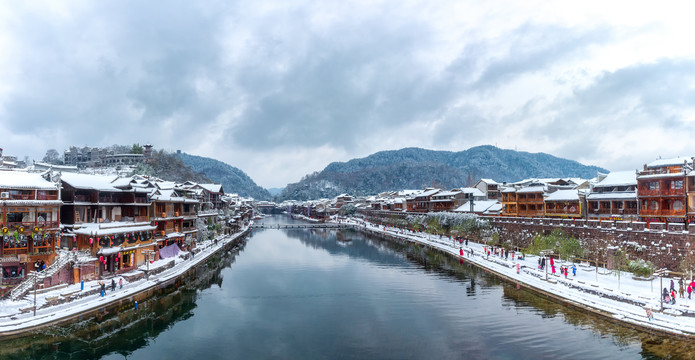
left=63, top=145, right=150, bottom=168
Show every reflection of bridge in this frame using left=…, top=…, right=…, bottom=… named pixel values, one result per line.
left=252, top=223, right=355, bottom=229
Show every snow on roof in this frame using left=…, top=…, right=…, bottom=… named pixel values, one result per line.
left=151, top=189, right=186, bottom=202
left=454, top=200, right=502, bottom=213
left=646, top=157, right=692, bottom=169
left=73, top=221, right=156, bottom=236
left=198, top=183, right=223, bottom=194
left=433, top=190, right=461, bottom=197
left=586, top=192, right=637, bottom=200
left=516, top=186, right=546, bottom=193
left=479, top=178, right=499, bottom=185
left=0, top=170, right=57, bottom=190
left=544, top=189, right=579, bottom=202
left=459, top=187, right=485, bottom=196
left=60, top=173, right=122, bottom=192
left=415, top=189, right=440, bottom=198
left=501, top=187, right=516, bottom=193
left=593, top=171, right=637, bottom=187
left=155, top=181, right=177, bottom=190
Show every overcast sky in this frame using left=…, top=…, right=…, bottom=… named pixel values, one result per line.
left=1, top=1, right=695, bottom=188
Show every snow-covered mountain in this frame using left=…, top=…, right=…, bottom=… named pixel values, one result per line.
left=277, top=146, right=608, bottom=201
left=176, top=152, right=272, bottom=200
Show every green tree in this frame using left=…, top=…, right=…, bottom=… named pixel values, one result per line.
left=526, top=230, right=583, bottom=261
left=131, top=143, right=144, bottom=154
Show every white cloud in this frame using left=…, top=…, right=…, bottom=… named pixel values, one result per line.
left=0, top=1, right=694, bottom=188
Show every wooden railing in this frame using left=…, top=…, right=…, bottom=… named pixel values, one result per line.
left=638, top=209, right=686, bottom=217
left=638, top=188, right=685, bottom=197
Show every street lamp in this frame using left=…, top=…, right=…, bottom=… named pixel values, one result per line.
left=655, top=268, right=668, bottom=311
left=541, top=250, right=554, bottom=281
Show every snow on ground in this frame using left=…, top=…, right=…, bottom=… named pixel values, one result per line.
left=0, top=226, right=249, bottom=334
left=337, top=217, right=695, bottom=337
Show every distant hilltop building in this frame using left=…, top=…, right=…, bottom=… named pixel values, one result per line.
left=64, top=144, right=153, bottom=168
left=0, top=147, right=24, bottom=169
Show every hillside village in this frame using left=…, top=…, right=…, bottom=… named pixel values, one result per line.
left=280, top=156, right=694, bottom=228
left=2, top=144, right=695, bottom=299
left=0, top=153, right=254, bottom=300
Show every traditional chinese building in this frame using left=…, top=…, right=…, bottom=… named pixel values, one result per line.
left=500, top=187, right=518, bottom=216
left=587, top=171, right=638, bottom=221
left=475, top=179, right=501, bottom=200
left=60, top=173, right=156, bottom=279
left=637, top=157, right=690, bottom=225
left=516, top=186, right=546, bottom=217
left=0, top=171, right=61, bottom=285
left=544, top=189, right=585, bottom=218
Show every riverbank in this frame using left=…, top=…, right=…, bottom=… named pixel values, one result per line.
left=339, top=217, right=695, bottom=339
left=0, top=225, right=250, bottom=337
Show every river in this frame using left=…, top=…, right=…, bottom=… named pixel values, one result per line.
left=0, top=215, right=692, bottom=359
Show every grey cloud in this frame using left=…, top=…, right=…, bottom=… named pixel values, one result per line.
left=519, top=59, right=695, bottom=163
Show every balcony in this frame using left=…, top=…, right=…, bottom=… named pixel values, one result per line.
left=545, top=208, right=581, bottom=215
left=638, top=188, right=685, bottom=197
left=639, top=208, right=686, bottom=217
left=36, top=193, right=59, bottom=200
left=9, top=194, right=33, bottom=200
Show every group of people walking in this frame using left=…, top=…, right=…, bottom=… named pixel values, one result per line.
left=99, top=278, right=124, bottom=297
left=537, top=256, right=577, bottom=278
left=663, top=278, right=695, bottom=305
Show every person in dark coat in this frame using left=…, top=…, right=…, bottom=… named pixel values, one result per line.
left=663, top=287, right=669, bottom=302
left=100, top=281, right=106, bottom=295
left=111, top=279, right=116, bottom=292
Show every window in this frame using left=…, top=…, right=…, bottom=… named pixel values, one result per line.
left=648, top=182, right=659, bottom=190
left=649, top=201, right=659, bottom=210
left=673, top=200, right=684, bottom=210
left=673, top=180, right=683, bottom=190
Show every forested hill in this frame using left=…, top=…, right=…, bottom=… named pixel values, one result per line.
left=277, top=146, right=608, bottom=201
left=175, top=152, right=272, bottom=200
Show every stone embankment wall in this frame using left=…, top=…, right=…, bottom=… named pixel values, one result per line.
left=486, top=217, right=694, bottom=271
left=359, top=210, right=695, bottom=271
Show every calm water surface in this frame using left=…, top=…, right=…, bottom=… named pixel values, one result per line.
left=2, top=215, right=692, bottom=359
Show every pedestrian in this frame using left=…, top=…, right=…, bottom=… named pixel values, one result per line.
left=100, top=281, right=106, bottom=296
left=538, top=258, right=541, bottom=270
left=572, top=264, right=577, bottom=276
left=688, top=285, right=692, bottom=300
left=646, top=308, right=654, bottom=321
left=564, top=266, right=568, bottom=279
left=671, top=279, right=675, bottom=292
left=465, top=239, right=468, bottom=246
left=111, top=279, right=116, bottom=292
left=119, top=278, right=123, bottom=289
left=512, top=252, right=515, bottom=261
left=671, top=289, right=677, bottom=304
left=680, top=280, right=685, bottom=299
left=663, top=287, right=669, bottom=302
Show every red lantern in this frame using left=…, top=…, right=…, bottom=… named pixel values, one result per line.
left=99, top=256, right=103, bottom=262
left=150, top=260, right=153, bottom=264
left=89, top=237, right=94, bottom=244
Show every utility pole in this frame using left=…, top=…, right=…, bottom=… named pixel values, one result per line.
left=655, top=268, right=668, bottom=312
